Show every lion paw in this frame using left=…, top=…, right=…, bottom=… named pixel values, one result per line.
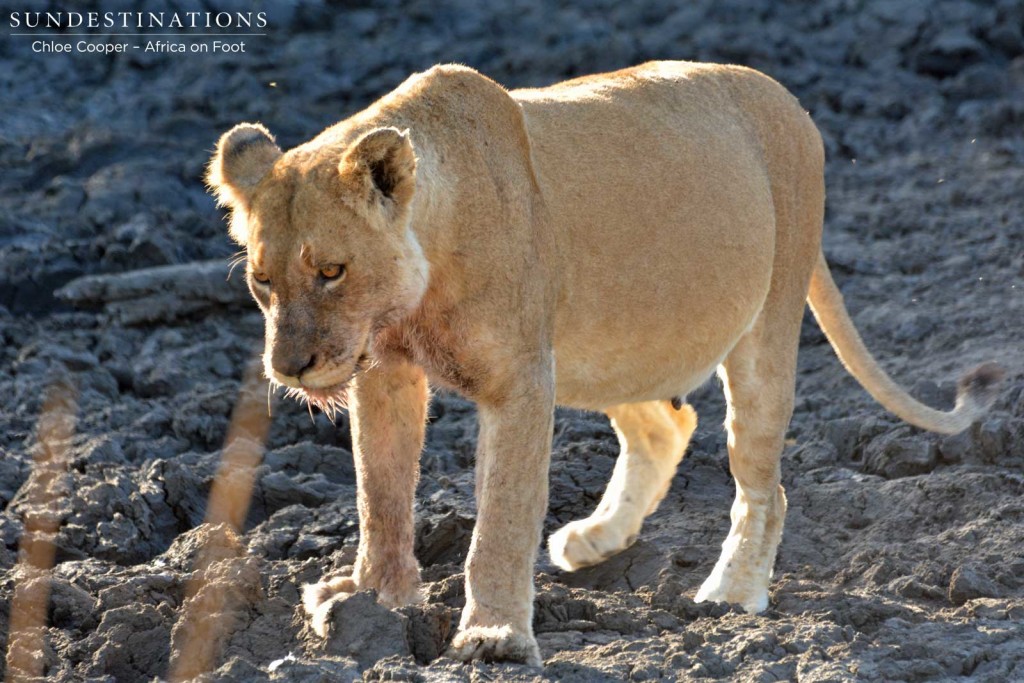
left=694, top=573, right=768, bottom=614
left=447, top=625, right=541, bottom=667
left=302, top=566, right=421, bottom=637
left=548, top=518, right=635, bottom=571
left=302, top=576, right=359, bottom=636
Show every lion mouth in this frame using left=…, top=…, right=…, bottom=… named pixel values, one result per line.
left=288, top=353, right=371, bottom=419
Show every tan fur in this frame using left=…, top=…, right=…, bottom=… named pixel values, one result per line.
left=208, top=61, right=1001, bottom=665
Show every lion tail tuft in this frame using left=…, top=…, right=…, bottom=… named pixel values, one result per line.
left=807, top=252, right=1004, bottom=435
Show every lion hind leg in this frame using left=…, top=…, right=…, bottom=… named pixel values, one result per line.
left=695, top=320, right=795, bottom=614
left=548, top=400, right=696, bottom=571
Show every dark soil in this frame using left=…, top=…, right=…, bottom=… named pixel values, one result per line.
left=1, top=0, right=1022, bottom=680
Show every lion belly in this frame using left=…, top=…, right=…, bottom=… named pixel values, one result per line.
left=515, top=63, right=781, bottom=409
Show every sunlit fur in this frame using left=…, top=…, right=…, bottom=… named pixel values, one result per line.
left=207, top=123, right=429, bottom=426
left=280, top=382, right=349, bottom=422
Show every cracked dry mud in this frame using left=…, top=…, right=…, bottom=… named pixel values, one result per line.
left=1, top=0, right=1023, bottom=680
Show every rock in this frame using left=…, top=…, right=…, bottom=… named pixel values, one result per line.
left=892, top=313, right=938, bottom=343
left=318, top=591, right=411, bottom=669
left=166, top=525, right=264, bottom=680
left=362, top=655, right=426, bottom=682
left=259, top=470, right=345, bottom=513
left=976, top=418, right=1011, bottom=465
left=790, top=441, right=840, bottom=471
left=941, top=63, right=1010, bottom=102
left=56, top=260, right=254, bottom=325
left=823, top=417, right=864, bottom=461
left=912, top=29, right=986, bottom=77
left=47, top=576, right=99, bottom=631
left=81, top=603, right=172, bottom=681
left=400, top=603, right=457, bottom=664
left=101, top=213, right=182, bottom=270
left=984, top=22, right=1024, bottom=57
left=887, top=576, right=946, bottom=601
left=415, top=509, right=475, bottom=566
left=862, top=431, right=938, bottom=479
left=857, top=417, right=894, bottom=445
left=267, top=654, right=360, bottom=682
left=948, top=566, right=1001, bottom=605
left=938, top=430, right=973, bottom=464
left=909, top=379, right=957, bottom=411
left=264, top=443, right=356, bottom=485
left=0, top=452, right=30, bottom=508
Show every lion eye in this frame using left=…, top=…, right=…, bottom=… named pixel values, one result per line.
left=319, top=264, right=346, bottom=282
left=252, top=271, right=270, bottom=285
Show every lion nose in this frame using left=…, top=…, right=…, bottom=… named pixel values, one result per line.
left=274, top=353, right=316, bottom=378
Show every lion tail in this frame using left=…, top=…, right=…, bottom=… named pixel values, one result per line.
left=806, top=251, right=1003, bottom=434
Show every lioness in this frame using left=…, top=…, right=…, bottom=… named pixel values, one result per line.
left=207, top=62, right=1002, bottom=666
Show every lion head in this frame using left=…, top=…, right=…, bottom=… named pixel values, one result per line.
left=207, top=122, right=429, bottom=413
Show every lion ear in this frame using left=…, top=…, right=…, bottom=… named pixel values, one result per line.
left=339, top=127, right=416, bottom=210
left=207, top=122, right=282, bottom=209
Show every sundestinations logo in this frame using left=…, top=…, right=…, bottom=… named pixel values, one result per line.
left=8, top=9, right=268, bottom=55
left=9, top=10, right=268, bottom=30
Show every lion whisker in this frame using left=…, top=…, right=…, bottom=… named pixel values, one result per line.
left=227, top=250, right=248, bottom=280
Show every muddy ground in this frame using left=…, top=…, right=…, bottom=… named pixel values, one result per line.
left=1, top=0, right=1023, bottom=680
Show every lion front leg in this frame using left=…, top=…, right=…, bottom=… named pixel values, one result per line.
left=447, top=361, right=554, bottom=668
left=303, top=358, right=428, bottom=636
